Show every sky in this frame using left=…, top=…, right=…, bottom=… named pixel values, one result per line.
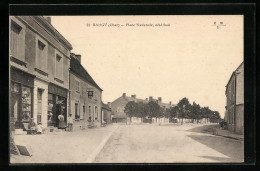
left=50, top=15, right=243, bottom=118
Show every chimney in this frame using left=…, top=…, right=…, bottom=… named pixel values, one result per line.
left=169, top=101, right=172, bottom=105
left=158, top=97, right=162, bottom=102
left=149, top=96, right=153, bottom=101
left=71, top=53, right=81, bottom=63
left=131, top=95, right=136, bottom=99
left=44, top=16, right=51, bottom=24
left=107, top=102, right=111, bottom=108
left=75, top=54, right=81, bottom=63
left=122, top=93, right=126, bottom=97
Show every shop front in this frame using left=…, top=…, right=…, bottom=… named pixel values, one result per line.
left=48, top=83, right=68, bottom=127
left=10, top=67, right=35, bottom=130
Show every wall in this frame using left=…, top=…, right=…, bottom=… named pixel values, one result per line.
left=70, top=72, right=102, bottom=129
left=33, top=78, right=49, bottom=128
left=111, top=96, right=128, bottom=118
left=235, top=104, right=244, bottom=134
left=236, top=64, right=244, bottom=105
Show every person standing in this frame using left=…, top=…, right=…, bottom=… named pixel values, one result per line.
left=58, top=114, right=66, bottom=130
left=67, top=114, right=73, bottom=132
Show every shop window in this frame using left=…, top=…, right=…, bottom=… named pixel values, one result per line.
left=21, top=86, right=32, bottom=122
left=10, top=20, right=25, bottom=61
left=48, top=93, right=55, bottom=126
left=55, top=52, right=63, bottom=80
left=36, top=36, right=48, bottom=72
left=11, top=82, right=21, bottom=120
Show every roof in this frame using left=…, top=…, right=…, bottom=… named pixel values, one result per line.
left=70, top=57, right=102, bottom=91
left=114, top=95, right=175, bottom=108
left=122, top=96, right=146, bottom=103
left=158, top=102, right=175, bottom=108
left=101, top=101, right=111, bottom=111
left=225, top=61, right=244, bottom=90
left=33, top=16, right=73, bottom=50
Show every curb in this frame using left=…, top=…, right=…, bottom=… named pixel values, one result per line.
left=85, top=125, right=119, bottom=163
left=213, top=133, right=244, bottom=141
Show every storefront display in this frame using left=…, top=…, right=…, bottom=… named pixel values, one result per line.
left=21, top=86, right=31, bottom=122
left=11, top=82, right=33, bottom=129
left=48, top=83, right=68, bottom=127
left=10, top=68, right=34, bottom=129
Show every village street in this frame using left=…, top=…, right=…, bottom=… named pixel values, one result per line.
left=11, top=123, right=243, bottom=164
left=94, top=124, right=244, bottom=163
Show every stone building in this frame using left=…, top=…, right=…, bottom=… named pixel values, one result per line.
left=10, top=16, right=72, bottom=131
left=69, top=53, right=103, bottom=130
left=101, top=102, right=112, bottom=125
left=224, top=62, right=244, bottom=134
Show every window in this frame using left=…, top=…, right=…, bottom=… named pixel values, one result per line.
left=83, top=105, right=85, bottom=119
left=75, top=103, right=79, bottom=119
left=95, top=106, right=98, bottom=120
left=36, top=37, right=48, bottom=72
left=10, top=20, right=25, bottom=61
left=55, top=51, right=63, bottom=80
left=76, top=80, right=80, bottom=93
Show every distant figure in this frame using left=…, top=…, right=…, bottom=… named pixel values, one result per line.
left=67, top=114, right=73, bottom=132
left=28, top=118, right=37, bottom=135
left=58, top=114, right=66, bottom=129
left=88, top=116, right=92, bottom=123
left=36, top=122, right=45, bottom=134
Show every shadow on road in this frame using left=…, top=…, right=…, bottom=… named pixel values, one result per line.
left=198, top=156, right=236, bottom=162
left=187, top=134, right=244, bottom=162
left=186, top=124, right=219, bottom=134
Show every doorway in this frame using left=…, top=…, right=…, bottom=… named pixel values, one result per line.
left=37, top=89, right=43, bottom=124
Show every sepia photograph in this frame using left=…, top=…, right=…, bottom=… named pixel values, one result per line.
left=9, top=14, right=245, bottom=164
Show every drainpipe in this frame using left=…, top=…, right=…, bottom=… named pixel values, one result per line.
left=68, top=69, right=71, bottom=122
left=234, top=73, right=237, bottom=133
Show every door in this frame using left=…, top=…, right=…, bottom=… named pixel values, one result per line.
left=37, top=89, right=43, bottom=124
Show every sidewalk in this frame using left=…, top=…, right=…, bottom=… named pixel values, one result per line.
left=213, top=128, right=244, bottom=141
left=10, top=124, right=119, bottom=164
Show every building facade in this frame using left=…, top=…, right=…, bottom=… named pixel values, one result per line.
left=69, top=53, right=103, bottom=130
left=101, top=102, right=112, bottom=125
left=10, top=16, right=72, bottom=130
left=224, top=62, right=244, bottom=134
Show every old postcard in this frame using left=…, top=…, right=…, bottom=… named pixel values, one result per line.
left=9, top=15, right=244, bottom=163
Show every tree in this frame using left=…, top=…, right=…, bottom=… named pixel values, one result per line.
left=136, top=102, right=149, bottom=123
left=147, top=101, right=161, bottom=122
left=177, top=97, right=191, bottom=125
left=209, top=111, right=221, bottom=123
left=124, top=101, right=138, bottom=124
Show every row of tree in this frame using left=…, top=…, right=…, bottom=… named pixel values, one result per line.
left=124, top=97, right=221, bottom=124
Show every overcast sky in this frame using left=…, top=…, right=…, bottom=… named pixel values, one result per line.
left=50, top=15, right=243, bottom=118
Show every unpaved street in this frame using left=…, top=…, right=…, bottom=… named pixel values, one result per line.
left=94, top=124, right=244, bottom=163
